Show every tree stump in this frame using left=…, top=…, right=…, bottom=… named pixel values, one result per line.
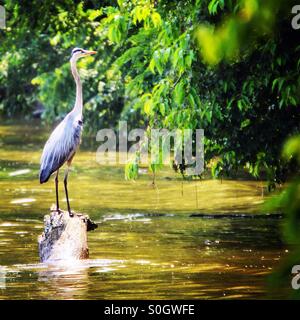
left=38, top=207, right=98, bottom=262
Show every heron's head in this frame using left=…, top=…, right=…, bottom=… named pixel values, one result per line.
left=70, top=47, right=97, bottom=61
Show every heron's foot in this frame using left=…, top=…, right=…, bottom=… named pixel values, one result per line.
left=69, top=211, right=74, bottom=218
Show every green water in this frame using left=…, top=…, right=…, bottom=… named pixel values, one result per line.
left=0, top=121, right=287, bottom=299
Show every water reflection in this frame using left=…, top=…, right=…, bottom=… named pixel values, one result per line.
left=34, top=260, right=122, bottom=299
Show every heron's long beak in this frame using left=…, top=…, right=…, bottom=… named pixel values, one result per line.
left=83, top=50, right=97, bottom=56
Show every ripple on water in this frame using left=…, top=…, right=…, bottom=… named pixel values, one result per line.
left=10, top=198, right=36, bottom=205
left=9, top=169, right=31, bottom=177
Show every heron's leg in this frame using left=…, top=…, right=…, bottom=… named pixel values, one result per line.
left=64, top=166, right=73, bottom=217
left=55, top=170, right=60, bottom=212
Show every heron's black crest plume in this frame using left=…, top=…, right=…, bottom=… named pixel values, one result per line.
left=71, top=48, right=84, bottom=56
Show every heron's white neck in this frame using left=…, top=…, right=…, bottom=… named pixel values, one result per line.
left=70, top=58, right=83, bottom=117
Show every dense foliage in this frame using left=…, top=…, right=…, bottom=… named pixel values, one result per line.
left=0, top=0, right=299, bottom=185
left=267, top=135, right=300, bottom=298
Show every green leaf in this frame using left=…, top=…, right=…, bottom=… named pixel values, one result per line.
left=282, top=135, right=300, bottom=162
left=125, top=162, right=139, bottom=180
left=173, top=81, right=185, bottom=106
left=190, top=87, right=201, bottom=106
left=208, top=0, right=225, bottom=15
left=187, top=93, right=196, bottom=108
left=149, top=58, right=156, bottom=74
left=151, top=12, right=162, bottom=28
left=144, top=99, right=153, bottom=115
left=241, top=119, right=251, bottom=129
left=237, top=99, right=244, bottom=111
left=159, top=103, right=165, bottom=116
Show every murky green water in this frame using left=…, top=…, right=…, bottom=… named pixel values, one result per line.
left=0, top=121, right=287, bottom=299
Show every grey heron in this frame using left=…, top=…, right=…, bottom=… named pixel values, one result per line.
left=39, top=47, right=96, bottom=217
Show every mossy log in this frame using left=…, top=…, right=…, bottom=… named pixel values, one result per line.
left=38, top=207, right=98, bottom=262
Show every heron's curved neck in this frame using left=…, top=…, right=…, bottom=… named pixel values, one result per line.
left=70, top=58, right=83, bottom=117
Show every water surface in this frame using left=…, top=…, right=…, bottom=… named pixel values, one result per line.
left=0, top=121, right=286, bottom=299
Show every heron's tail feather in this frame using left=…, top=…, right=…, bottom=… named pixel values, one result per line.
left=39, top=168, right=51, bottom=184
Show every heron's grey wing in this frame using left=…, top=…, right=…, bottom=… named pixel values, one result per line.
left=39, top=118, right=82, bottom=183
